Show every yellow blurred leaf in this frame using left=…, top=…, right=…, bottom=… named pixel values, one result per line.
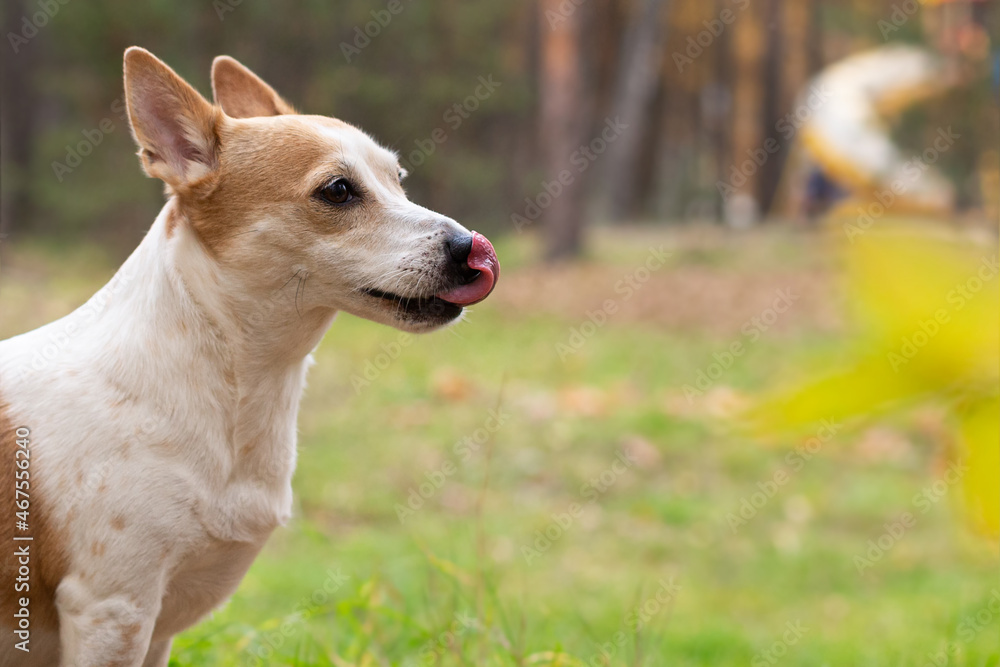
left=958, top=396, right=999, bottom=538
left=743, top=226, right=998, bottom=538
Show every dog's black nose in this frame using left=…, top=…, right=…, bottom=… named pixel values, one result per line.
left=445, top=234, right=474, bottom=265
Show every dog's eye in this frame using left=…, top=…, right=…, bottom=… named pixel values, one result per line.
left=320, top=179, right=354, bottom=204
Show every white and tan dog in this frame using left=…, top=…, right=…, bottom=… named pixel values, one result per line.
left=0, top=47, right=499, bottom=666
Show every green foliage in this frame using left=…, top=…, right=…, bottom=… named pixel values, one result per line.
left=5, top=0, right=533, bottom=239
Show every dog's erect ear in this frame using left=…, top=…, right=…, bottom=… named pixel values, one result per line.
left=124, top=47, right=220, bottom=189
left=211, top=56, right=295, bottom=118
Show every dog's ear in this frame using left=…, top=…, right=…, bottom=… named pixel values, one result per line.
left=124, top=47, right=220, bottom=190
left=211, top=56, right=295, bottom=118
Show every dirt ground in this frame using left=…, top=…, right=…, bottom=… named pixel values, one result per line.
left=493, top=225, right=844, bottom=337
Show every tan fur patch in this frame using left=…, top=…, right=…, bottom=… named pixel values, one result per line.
left=181, top=114, right=364, bottom=255
left=0, top=398, right=69, bottom=637
left=163, top=202, right=184, bottom=239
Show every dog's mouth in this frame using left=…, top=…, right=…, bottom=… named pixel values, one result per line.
left=363, top=287, right=464, bottom=321
left=361, top=232, right=499, bottom=324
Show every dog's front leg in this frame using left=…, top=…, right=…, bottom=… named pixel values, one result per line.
left=55, top=573, right=162, bottom=667
left=141, top=640, right=172, bottom=667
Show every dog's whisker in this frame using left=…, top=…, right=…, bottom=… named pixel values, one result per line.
left=294, top=271, right=307, bottom=318
left=354, top=270, right=413, bottom=302
left=279, top=268, right=304, bottom=292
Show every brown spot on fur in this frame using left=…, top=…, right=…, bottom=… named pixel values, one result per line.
left=121, top=621, right=141, bottom=642
left=164, top=202, right=183, bottom=239
left=90, top=541, right=106, bottom=557
left=111, top=515, right=126, bottom=531
left=0, top=397, right=70, bottom=638
left=96, top=620, right=145, bottom=667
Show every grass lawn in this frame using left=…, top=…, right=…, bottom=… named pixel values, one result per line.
left=1, top=226, right=996, bottom=666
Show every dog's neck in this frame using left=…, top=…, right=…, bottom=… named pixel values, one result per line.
left=162, top=200, right=337, bottom=373
left=88, top=200, right=337, bottom=536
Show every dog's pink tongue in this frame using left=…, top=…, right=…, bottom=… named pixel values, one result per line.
left=437, top=231, right=499, bottom=306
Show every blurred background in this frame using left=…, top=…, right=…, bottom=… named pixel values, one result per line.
left=1, top=0, right=998, bottom=665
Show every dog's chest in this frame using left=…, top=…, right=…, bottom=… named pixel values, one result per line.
left=101, top=400, right=299, bottom=639
left=155, top=536, right=268, bottom=639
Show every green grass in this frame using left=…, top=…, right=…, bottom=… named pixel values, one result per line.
left=1, top=229, right=996, bottom=666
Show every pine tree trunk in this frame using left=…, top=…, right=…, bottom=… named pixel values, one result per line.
left=539, top=0, right=590, bottom=259
left=604, top=0, right=669, bottom=221
left=757, top=0, right=784, bottom=216
left=727, top=0, right=765, bottom=225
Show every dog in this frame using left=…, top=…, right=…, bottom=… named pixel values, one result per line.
left=0, top=47, right=499, bottom=666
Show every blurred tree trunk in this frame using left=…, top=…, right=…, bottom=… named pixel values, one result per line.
left=1, top=0, right=39, bottom=238
left=711, top=0, right=734, bottom=222
left=632, top=66, right=668, bottom=215
left=604, top=0, right=669, bottom=221
left=783, top=0, right=814, bottom=105
left=773, top=0, right=818, bottom=219
left=807, top=0, right=825, bottom=74
left=539, top=0, right=590, bottom=259
left=757, top=0, right=784, bottom=216
left=727, top=0, right=765, bottom=226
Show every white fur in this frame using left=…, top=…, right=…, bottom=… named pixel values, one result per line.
left=0, top=107, right=476, bottom=667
